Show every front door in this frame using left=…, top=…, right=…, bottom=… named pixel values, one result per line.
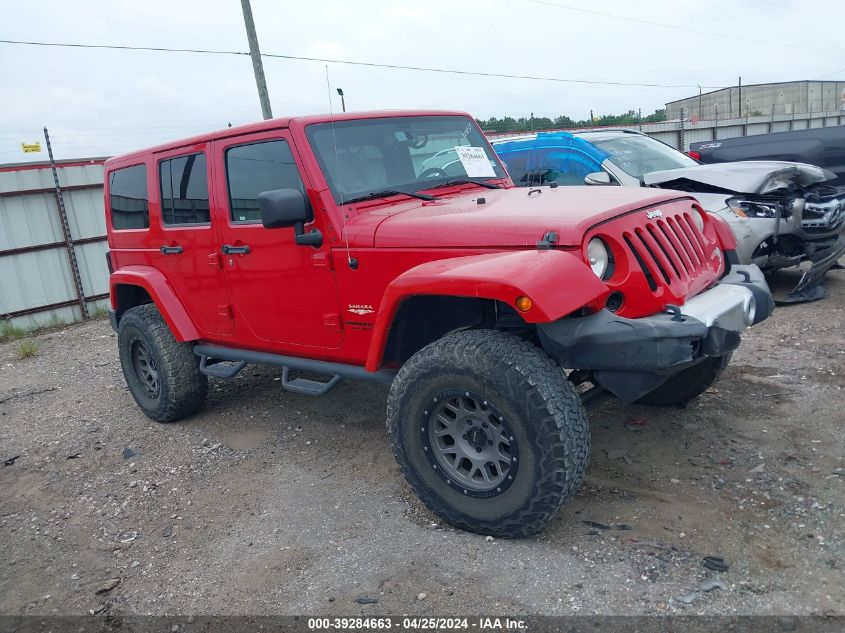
left=154, top=144, right=234, bottom=335
left=212, top=131, right=343, bottom=349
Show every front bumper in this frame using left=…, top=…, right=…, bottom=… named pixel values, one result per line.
left=778, top=234, right=845, bottom=303
left=537, top=264, right=774, bottom=403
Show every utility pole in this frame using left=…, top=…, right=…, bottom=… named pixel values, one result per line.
left=698, top=84, right=702, bottom=120
left=714, top=103, right=719, bottom=140
left=240, top=0, right=273, bottom=120
left=738, top=76, right=742, bottom=120
left=336, top=88, right=346, bottom=112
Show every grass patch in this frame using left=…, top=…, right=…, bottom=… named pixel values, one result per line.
left=45, top=314, right=67, bottom=328
left=17, top=340, right=38, bottom=359
left=0, top=304, right=107, bottom=344
left=89, top=304, right=110, bottom=319
left=0, top=321, right=27, bottom=342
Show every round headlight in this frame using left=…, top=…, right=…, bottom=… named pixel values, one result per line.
left=586, top=238, right=611, bottom=279
left=691, top=208, right=706, bottom=231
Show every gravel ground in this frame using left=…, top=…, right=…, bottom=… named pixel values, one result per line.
left=1, top=267, right=843, bottom=617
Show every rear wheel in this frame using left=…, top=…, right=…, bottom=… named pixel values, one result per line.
left=636, top=353, right=732, bottom=407
left=387, top=329, right=590, bottom=538
left=118, top=304, right=207, bottom=422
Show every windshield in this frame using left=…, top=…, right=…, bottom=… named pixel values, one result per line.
left=306, top=115, right=507, bottom=203
left=591, top=135, right=697, bottom=179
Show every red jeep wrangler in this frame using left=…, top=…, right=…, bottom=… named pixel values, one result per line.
left=105, top=110, right=773, bottom=537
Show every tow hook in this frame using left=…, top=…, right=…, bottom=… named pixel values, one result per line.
left=665, top=304, right=685, bottom=322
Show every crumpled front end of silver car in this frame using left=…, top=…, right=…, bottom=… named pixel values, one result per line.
left=698, top=183, right=845, bottom=302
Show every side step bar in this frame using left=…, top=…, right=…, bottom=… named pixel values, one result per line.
left=281, top=367, right=340, bottom=396
left=193, top=344, right=396, bottom=395
left=199, top=355, right=246, bottom=379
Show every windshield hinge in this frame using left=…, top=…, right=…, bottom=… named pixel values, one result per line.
left=536, top=231, right=558, bottom=250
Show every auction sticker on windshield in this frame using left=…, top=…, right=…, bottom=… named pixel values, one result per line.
left=455, top=146, right=496, bottom=177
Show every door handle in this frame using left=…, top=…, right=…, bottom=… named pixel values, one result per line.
left=222, top=244, right=250, bottom=255
left=160, top=245, right=183, bottom=254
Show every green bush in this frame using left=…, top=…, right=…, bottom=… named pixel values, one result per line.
left=17, top=340, right=38, bottom=359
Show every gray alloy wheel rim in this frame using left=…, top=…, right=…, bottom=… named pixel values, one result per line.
left=421, top=389, right=518, bottom=498
left=131, top=339, right=160, bottom=398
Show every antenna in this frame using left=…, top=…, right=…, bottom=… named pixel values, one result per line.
left=325, top=65, right=356, bottom=269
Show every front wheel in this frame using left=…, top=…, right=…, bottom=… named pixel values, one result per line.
left=636, top=353, right=732, bottom=407
left=387, top=330, right=590, bottom=538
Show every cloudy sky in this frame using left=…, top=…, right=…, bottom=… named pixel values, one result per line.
left=1, top=0, right=842, bottom=163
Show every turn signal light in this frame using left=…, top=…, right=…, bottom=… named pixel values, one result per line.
left=515, top=296, right=533, bottom=312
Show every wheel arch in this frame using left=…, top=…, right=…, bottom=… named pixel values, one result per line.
left=110, top=267, right=200, bottom=342
left=379, top=295, right=525, bottom=369
left=365, top=251, right=609, bottom=371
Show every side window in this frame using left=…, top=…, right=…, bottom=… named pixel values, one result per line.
left=110, top=165, right=149, bottom=230
left=496, top=152, right=531, bottom=186
left=225, top=140, right=305, bottom=223
left=159, top=153, right=210, bottom=225
left=535, top=147, right=603, bottom=186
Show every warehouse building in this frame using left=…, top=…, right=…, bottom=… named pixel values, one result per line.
left=666, top=80, right=845, bottom=120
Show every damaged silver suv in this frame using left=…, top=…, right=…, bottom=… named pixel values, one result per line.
left=493, top=130, right=845, bottom=302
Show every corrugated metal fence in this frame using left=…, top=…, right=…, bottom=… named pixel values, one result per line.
left=0, top=159, right=109, bottom=330
left=486, top=109, right=845, bottom=152
left=651, top=110, right=845, bottom=152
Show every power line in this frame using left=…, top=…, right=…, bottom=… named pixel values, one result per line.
left=816, top=65, right=845, bottom=79
left=0, top=130, right=209, bottom=138
left=0, top=38, right=726, bottom=90
left=528, top=0, right=840, bottom=53
left=0, top=125, right=218, bottom=133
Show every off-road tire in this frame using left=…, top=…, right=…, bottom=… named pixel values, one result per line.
left=118, top=304, right=207, bottom=423
left=387, top=329, right=590, bottom=538
left=636, top=353, right=732, bottom=407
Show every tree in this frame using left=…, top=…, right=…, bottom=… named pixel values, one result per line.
left=478, top=108, right=666, bottom=133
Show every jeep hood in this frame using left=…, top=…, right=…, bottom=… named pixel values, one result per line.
left=357, top=187, right=694, bottom=248
left=642, top=161, right=835, bottom=195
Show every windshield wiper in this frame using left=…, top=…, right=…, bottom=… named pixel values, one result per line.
left=344, top=189, right=436, bottom=204
left=436, top=178, right=503, bottom=190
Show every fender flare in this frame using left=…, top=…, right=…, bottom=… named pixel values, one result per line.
left=110, top=266, right=200, bottom=342
left=365, top=250, right=609, bottom=371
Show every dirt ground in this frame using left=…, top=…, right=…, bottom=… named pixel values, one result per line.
left=1, top=267, right=843, bottom=617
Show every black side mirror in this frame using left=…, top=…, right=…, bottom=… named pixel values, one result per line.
left=258, top=188, right=310, bottom=228
left=257, top=188, right=323, bottom=247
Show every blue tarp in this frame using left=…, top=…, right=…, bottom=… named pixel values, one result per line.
left=493, top=132, right=609, bottom=186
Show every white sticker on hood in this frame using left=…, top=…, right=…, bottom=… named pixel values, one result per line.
left=454, top=146, right=496, bottom=178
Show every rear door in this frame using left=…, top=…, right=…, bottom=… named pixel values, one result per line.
left=211, top=130, right=342, bottom=349
left=153, top=144, right=234, bottom=335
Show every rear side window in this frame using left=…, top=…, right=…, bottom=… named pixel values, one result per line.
left=109, top=165, right=149, bottom=230
left=225, top=140, right=305, bottom=223
left=159, top=153, right=210, bottom=225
